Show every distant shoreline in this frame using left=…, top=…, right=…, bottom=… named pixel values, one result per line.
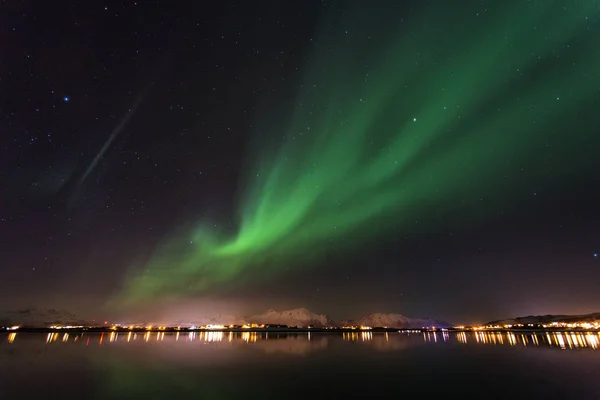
left=3, top=327, right=599, bottom=334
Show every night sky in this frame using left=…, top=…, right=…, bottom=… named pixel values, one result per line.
left=2, top=0, right=599, bottom=324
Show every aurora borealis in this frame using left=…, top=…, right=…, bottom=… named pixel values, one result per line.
left=120, top=0, right=600, bottom=302
left=3, top=0, right=600, bottom=321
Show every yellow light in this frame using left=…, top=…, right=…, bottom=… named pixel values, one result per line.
left=586, top=333, right=598, bottom=349
left=565, top=333, right=574, bottom=348
left=241, top=332, right=257, bottom=342
left=556, top=333, right=566, bottom=349
left=205, top=331, right=223, bottom=342
left=576, top=334, right=586, bottom=347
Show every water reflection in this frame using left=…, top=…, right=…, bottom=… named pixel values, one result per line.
left=4, top=331, right=600, bottom=351
left=2, top=331, right=599, bottom=399
left=421, top=331, right=600, bottom=350
left=241, top=332, right=256, bottom=343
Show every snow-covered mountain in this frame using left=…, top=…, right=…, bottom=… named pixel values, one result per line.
left=358, top=313, right=450, bottom=329
left=248, top=308, right=331, bottom=328
left=0, top=308, right=90, bottom=327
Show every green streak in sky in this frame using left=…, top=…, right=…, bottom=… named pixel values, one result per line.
left=122, top=1, right=600, bottom=302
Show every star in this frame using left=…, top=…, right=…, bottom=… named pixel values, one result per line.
left=63, top=96, right=70, bottom=102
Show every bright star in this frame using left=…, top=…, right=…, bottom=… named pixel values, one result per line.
left=63, top=97, right=70, bottom=102
left=413, top=118, right=417, bottom=122
left=594, top=253, right=598, bottom=258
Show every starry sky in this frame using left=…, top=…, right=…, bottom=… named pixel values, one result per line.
left=2, top=0, right=600, bottom=324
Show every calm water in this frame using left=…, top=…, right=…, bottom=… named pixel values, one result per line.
left=1, top=331, right=599, bottom=399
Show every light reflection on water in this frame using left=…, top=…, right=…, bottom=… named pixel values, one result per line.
left=421, top=331, right=600, bottom=350
left=5, top=330, right=600, bottom=351
left=2, top=331, right=600, bottom=399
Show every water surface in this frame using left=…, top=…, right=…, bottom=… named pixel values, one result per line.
left=1, top=331, right=599, bottom=399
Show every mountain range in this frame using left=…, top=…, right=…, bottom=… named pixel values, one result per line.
left=0, top=307, right=450, bottom=329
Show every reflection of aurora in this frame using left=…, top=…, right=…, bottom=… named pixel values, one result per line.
left=96, top=357, right=214, bottom=399
left=120, top=0, right=600, bottom=302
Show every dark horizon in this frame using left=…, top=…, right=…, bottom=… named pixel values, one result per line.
left=2, top=304, right=600, bottom=328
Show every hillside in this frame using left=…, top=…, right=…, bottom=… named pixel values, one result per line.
left=486, top=312, right=600, bottom=326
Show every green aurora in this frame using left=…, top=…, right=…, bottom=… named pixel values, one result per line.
left=121, top=1, right=600, bottom=302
